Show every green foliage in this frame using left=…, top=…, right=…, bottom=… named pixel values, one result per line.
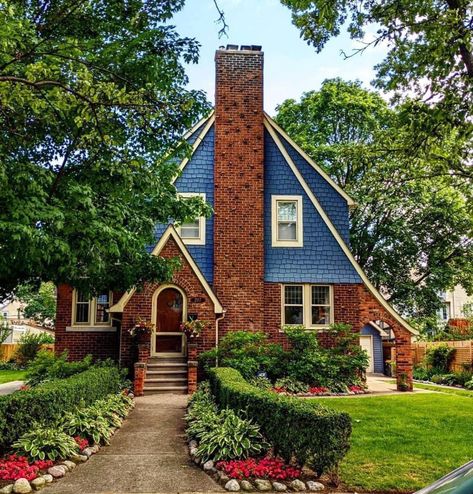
left=248, top=376, right=273, bottom=390
left=0, top=316, right=12, bottom=345
left=16, top=282, right=56, bottom=327
left=210, top=368, right=352, bottom=476
left=0, top=366, right=121, bottom=451
left=26, top=350, right=93, bottom=386
left=61, top=408, right=112, bottom=445
left=186, top=383, right=268, bottom=462
left=13, top=426, right=78, bottom=461
left=0, top=0, right=211, bottom=298
left=274, top=377, right=308, bottom=394
left=275, top=78, right=472, bottom=317
left=199, top=331, right=285, bottom=380
left=425, top=345, right=456, bottom=374
left=14, top=332, right=54, bottom=366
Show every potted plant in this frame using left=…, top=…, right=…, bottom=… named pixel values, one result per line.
left=398, top=372, right=410, bottom=391
left=180, top=319, right=206, bottom=339
left=128, top=317, right=154, bottom=343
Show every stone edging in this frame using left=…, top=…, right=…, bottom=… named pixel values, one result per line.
left=187, top=439, right=326, bottom=492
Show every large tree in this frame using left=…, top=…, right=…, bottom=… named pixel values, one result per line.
left=0, top=0, right=210, bottom=300
left=275, top=79, right=473, bottom=316
left=281, top=0, right=473, bottom=182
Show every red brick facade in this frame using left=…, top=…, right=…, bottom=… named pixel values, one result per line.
left=213, top=49, right=265, bottom=333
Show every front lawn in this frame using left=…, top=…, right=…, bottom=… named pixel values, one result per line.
left=310, top=392, right=473, bottom=493
left=0, top=370, right=27, bottom=384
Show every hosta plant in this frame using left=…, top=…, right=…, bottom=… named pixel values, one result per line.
left=13, top=427, right=79, bottom=461
left=61, top=409, right=112, bottom=445
left=274, top=377, right=309, bottom=394
left=196, top=409, right=268, bottom=461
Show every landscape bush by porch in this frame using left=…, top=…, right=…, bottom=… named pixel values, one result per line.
left=210, top=368, right=352, bottom=476
left=0, top=366, right=121, bottom=451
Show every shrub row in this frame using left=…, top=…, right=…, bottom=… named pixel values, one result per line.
left=0, top=366, right=122, bottom=451
left=209, top=368, right=352, bottom=476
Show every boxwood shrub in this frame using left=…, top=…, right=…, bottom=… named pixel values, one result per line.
left=0, top=366, right=121, bottom=451
left=209, top=367, right=352, bottom=476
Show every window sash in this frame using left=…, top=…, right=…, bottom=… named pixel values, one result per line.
left=95, top=293, right=110, bottom=324
left=73, top=291, right=112, bottom=326
left=277, top=200, right=298, bottom=241
left=282, top=285, right=332, bottom=328
left=180, top=221, right=201, bottom=239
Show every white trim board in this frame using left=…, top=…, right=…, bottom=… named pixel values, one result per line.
left=264, top=118, right=417, bottom=335
left=109, top=225, right=223, bottom=314
left=264, top=113, right=355, bottom=207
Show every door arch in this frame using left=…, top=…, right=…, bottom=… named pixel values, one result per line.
left=151, top=285, right=187, bottom=357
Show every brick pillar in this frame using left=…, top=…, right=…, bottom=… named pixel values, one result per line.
left=394, top=327, right=413, bottom=391
left=137, top=341, right=150, bottom=363
left=187, top=342, right=198, bottom=394
left=213, top=47, right=265, bottom=332
left=134, top=362, right=146, bottom=397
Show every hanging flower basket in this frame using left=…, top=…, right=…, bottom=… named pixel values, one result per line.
left=180, top=319, right=207, bottom=339
left=128, top=317, right=154, bottom=342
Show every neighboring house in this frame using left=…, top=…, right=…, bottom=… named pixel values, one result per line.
left=0, top=299, right=54, bottom=343
left=55, top=46, right=417, bottom=394
left=438, top=286, right=473, bottom=322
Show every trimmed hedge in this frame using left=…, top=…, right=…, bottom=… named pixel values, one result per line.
left=0, top=366, right=121, bottom=451
left=210, top=368, right=352, bottom=475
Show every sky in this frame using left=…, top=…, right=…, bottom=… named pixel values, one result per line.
left=173, top=0, right=386, bottom=114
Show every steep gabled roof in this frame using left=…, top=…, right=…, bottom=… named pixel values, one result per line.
left=109, top=225, right=223, bottom=314
left=263, top=117, right=417, bottom=335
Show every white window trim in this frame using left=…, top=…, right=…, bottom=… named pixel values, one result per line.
left=71, top=290, right=113, bottom=328
left=281, top=284, right=333, bottom=330
left=176, top=192, right=206, bottom=246
left=271, top=195, right=303, bottom=247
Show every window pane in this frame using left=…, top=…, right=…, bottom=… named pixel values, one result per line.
left=278, top=201, right=297, bottom=222
left=285, top=306, right=303, bottom=325
left=312, top=286, right=330, bottom=305
left=312, top=306, right=330, bottom=325
left=95, top=293, right=110, bottom=323
left=180, top=221, right=200, bottom=238
left=75, top=303, right=89, bottom=323
left=77, top=291, right=88, bottom=303
left=285, top=286, right=303, bottom=305
left=278, top=222, right=297, bottom=240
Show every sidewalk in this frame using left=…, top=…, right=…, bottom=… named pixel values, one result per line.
left=0, top=380, right=23, bottom=395
left=45, top=394, right=223, bottom=494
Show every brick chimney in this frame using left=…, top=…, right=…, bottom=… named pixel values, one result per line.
left=213, top=45, right=265, bottom=332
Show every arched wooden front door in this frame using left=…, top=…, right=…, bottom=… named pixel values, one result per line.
left=152, top=287, right=186, bottom=356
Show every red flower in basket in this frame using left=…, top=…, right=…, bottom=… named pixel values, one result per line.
left=128, top=317, right=154, bottom=338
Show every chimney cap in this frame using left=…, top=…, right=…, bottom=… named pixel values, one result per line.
left=221, top=44, right=263, bottom=52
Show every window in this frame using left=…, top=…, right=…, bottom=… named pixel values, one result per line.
left=438, top=302, right=451, bottom=321
left=73, top=291, right=112, bottom=326
left=282, top=285, right=333, bottom=328
left=272, top=195, right=303, bottom=247
left=177, top=193, right=206, bottom=245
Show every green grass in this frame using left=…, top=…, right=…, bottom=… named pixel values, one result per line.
left=413, top=382, right=473, bottom=398
left=310, top=393, right=473, bottom=493
left=0, top=370, right=27, bottom=384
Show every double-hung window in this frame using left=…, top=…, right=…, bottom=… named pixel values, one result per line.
left=282, top=285, right=332, bottom=328
left=73, top=291, right=112, bottom=326
left=177, top=193, right=206, bottom=245
left=272, top=195, right=303, bottom=247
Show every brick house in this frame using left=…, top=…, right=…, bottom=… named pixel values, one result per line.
left=55, top=46, right=416, bottom=394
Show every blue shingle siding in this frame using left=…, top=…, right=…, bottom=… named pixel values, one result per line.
left=151, top=125, right=215, bottom=282
left=264, top=129, right=361, bottom=283
left=278, top=134, right=351, bottom=245
left=361, top=324, right=384, bottom=374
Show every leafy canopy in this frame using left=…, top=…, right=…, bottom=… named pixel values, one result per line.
left=0, top=0, right=211, bottom=299
left=275, top=79, right=472, bottom=316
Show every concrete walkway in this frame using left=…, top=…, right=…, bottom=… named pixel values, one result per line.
left=0, top=380, right=23, bottom=395
left=46, top=394, right=223, bottom=494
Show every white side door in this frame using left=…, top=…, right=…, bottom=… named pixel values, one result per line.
left=360, top=335, right=374, bottom=373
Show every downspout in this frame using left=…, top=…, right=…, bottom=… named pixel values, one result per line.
left=215, top=309, right=226, bottom=367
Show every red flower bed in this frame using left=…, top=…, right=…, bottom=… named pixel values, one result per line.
left=308, top=386, right=329, bottom=395
left=74, top=436, right=89, bottom=451
left=348, top=385, right=365, bottom=393
left=0, top=455, right=53, bottom=481
left=216, top=458, right=302, bottom=481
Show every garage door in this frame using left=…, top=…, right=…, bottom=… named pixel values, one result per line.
left=360, top=335, right=374, bottom=373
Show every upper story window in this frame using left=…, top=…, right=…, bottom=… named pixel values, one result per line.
left=72, top=290, right=112, bottom=326
left=282, top=284, right=333, bottom=329
left=272, top=195, right=303, bottom=247
left=177, top=193, right=206, bottom=245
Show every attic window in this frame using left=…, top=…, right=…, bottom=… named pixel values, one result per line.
left=271, top=195, right=303, bottom=247
left=177, top=193, right=206, bottom=245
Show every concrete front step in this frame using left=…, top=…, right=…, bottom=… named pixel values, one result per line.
left=144, top=378, right=187, bottom=385
left=146, top=370, right=187, bottom=377
left=143, top=386, right=188, bottom=395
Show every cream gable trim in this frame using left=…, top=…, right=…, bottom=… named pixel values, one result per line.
left=367, top=321, right=390, bottom=338
left=264, top=113, right=355, bottom=207
left=109, top=225, right=223, bottom=314
left=172, top=113, right=215, bottom=185
left=264, top=118, right=418, bottom=335
left=182, top=111, right=214, bottom=141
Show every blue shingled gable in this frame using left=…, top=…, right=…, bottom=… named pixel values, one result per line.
left=264, top=129, right=361, bottom=283
left=152, top=124, right=215, bottom=283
